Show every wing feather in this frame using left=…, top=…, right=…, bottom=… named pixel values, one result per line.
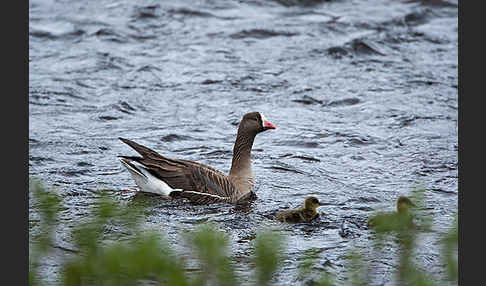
left=120, top=138, right=243, bottom=202
left=170, top=190, right=231, bottom=205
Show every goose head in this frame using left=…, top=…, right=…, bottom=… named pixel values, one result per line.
left=303, top=196, right=323, bottom=212
left=239, top=112, right=276, bottom=135
left=396, top=196, right=416, bottom=214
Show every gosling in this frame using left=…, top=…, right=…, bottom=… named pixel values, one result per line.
left=368, top=196, right=417, bottom=230
left=276, top=196, right=324, bottom=223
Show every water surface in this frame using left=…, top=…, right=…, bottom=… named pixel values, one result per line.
left=29, top=0, right=458, bottom=284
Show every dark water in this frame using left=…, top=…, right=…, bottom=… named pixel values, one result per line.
left=29, top=0, right=458, bottom=284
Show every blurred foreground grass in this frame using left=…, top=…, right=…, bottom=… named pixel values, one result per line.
left=29, top=179, right=457, bottom=286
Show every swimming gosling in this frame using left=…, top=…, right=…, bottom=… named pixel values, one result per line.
left=276, top=196, right=324, bottom=223
left=368, top=196, right=416, bottom=230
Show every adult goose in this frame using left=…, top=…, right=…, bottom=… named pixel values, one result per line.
left=119, top=112, right=276, bottom=205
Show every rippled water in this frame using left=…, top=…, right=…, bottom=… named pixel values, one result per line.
left=29, top=0, right=458, bottom=284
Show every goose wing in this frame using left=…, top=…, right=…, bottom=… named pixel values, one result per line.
left=276, top=210, right=302, bottom=223
left=119, top=138, right=240, bottom=200
left=169, top=190, right=232, bottom=205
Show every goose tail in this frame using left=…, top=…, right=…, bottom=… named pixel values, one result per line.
left=119, top=157, right=178, bottom=196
